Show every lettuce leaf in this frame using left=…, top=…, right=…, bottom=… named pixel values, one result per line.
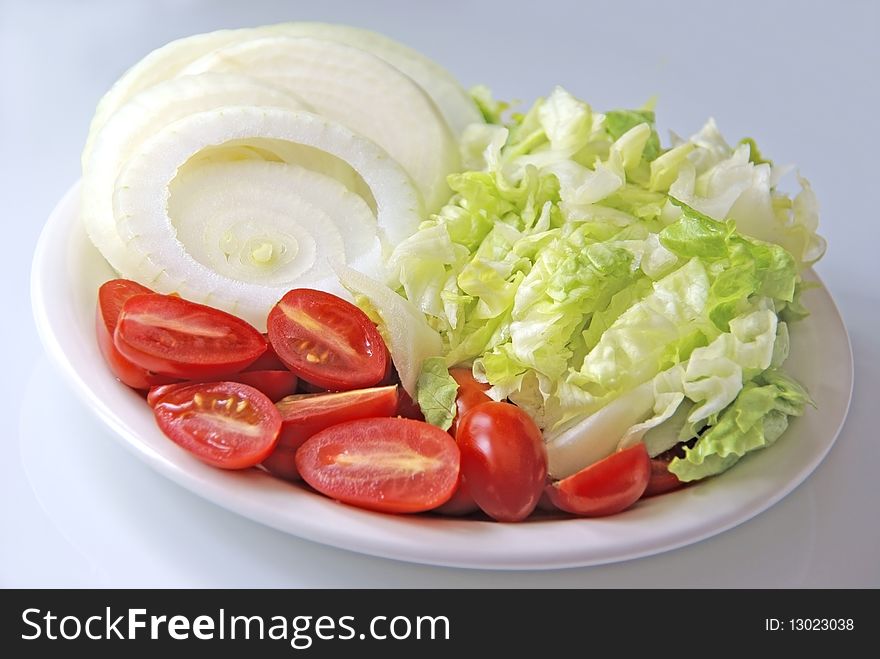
left=605, top=108, right=661, bottom=161
left=416, top=357, right=459, bottom=430
left=669, top=369, right=813, bottom=481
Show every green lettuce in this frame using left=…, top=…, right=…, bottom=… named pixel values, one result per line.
left=605, top=108, right=661, bottom=162
left=380, top=86, right=824, bottom=479
left=416, top=357, right=459, bottom=430
left=669, top=369, right=814, bottom=481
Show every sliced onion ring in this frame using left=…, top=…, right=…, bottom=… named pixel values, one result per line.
left=113, top=107, right=422, bottom=329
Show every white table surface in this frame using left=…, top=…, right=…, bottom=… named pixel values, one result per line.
left=2, top=0, right=877, bottom=587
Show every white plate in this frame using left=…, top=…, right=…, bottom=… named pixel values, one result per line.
left=31, top=182, right=854, bottom=570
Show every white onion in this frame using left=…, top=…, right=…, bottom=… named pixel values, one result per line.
left=82, top=28, right=268, bottom=167
left=83, top=23, right=482, bottom=169
left=82, top=73, right=310, bottom=275
left=168, top=160, right=380, bottom=288
left=112, top=106, right=422, bottom=329
left=268, top=22, right=483, bottom=136
left=180, top=36, right=459, bottom=212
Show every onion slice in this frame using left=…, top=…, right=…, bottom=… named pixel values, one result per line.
left=269, top=22, right=483, bottom=136
left=112, top=107, right=421, bottom=329
left=84, top=24, right=482, bottom=169
left=180, top=36, right=459, bottom=212
left=167, top=160, right=379, bottom=289
left=82, top=27, right=268, bottom=167
left=82, top=73, right=310, bottom=275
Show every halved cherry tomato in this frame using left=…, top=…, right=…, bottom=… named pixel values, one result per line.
left=146, top=372, right=296, bottom=406
left=642, top=457, right=686, bottom=498
left=456, top=401, right=547, bottom=522
left=295, top=417, right=459, bottom=514
left=115, top=293, right=266, bottom=379
left=262, top=385, right=399, bottom=481
left=96, top=279, right=179, bottom=390
left=546, top=443, right=651, bottom=517
left=151, top=381, right=281, bottom=469
left=232, top=371, right=298, bottom=402
left=149, top=371, right=298, bottom=404
left=449, top=367, right=491, bottom=435
left=245, top=339, right=288, bottom=372
left=266, top=289, right=387, bottom=391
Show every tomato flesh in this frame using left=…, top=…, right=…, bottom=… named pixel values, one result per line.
left=245, top=339, right=288, bottom=371
left=262, top=385, right=399, bottom=481
left=151, top=382, right=281, bottom=469
left=295, top=417, right=459, bottom=513
left=96, top=279, right=179, bottom=390
left=115, top=293, right=266, bottom=379
left=546, top=443, right=651, bottom=517
left=231, top=371, right=298, bottom=402
left=267, top=289, right=387, bottom=391
left=456, top=401, right=547, bottom=522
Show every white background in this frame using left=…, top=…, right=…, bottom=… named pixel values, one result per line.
left=2, top=0, right=878, bottom=586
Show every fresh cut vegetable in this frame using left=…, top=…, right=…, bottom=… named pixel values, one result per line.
left=388, top=85, right=824, bottom=485
left=84, top=23, right=827, bottom=524
left=295, top=417, right=461, bottom=514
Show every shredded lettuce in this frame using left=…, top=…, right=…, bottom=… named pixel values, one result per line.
left=381, top=86, right=823, bottom=479
left=669, top=369, right=814, bottom=481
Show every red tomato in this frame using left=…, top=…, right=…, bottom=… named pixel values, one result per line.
left=535, top=489, right=562, bottom=513
left=433, top=476, right=479, bottom=516
left=151, top=382, right=281, bottom=469
left=546, top=443, right=651, bottom=517
left=266, top=289, right=387, bottom=391
left=449, top=368, right=491, bottom=435
left=146, top=371, right=297, bottom=406
left=642, top=458, right=686, bottom=498
left=395, top=388, right=425, bottom=421
left=262, top=385, right=399, bottom=481
left=455, top=402, right=547, bottom=522
left=232, top=371, right=298, bottom=402
left=115, top=293, right=266, bottom=379
left=295, top=417, right=459, bottom=514
left=147, top=383, right=176, bottom=407
left=245, top=339, right=288, bottom=371
left=433, top=368, right=492, bottom=515
left=96, top=279, right=179, bottom=390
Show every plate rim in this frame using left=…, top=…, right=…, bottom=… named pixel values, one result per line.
left=30, top=181, right=855, bottom=570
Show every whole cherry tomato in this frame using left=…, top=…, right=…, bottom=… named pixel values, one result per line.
left=455, top=401, right=547, bottom=522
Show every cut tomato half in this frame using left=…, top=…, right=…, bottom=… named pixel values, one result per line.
left=96, top=279, right=179, bottom=390
left=262, top=385, right=399, bottom=481
left=151, top=381, right=281, bottom=469
left=115, top=293, right=266, bottom=379
left=267, top=289, right=387, bottom=391
left=295, top=417, right=459, bottom=513
left=546, top=443, right=651, bottom=517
